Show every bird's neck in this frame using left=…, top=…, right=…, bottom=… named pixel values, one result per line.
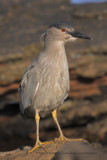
left=44, top=38, right=65, bottom=55
left=43, top=39, right=68, bottom=73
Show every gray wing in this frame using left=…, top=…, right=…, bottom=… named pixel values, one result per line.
left=19, top=60, right=39, bottom=114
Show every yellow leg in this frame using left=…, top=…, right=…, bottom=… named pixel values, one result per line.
left=28, top=111, right=54, bottom=153
left=52, top=109, right=83, bottom=142
left=28, top=112, right=41, bottom=153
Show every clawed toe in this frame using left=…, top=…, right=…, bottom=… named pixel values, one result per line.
left=28, top=140, right=54, bottom=153
left=54, top=135, right=84, bottom=143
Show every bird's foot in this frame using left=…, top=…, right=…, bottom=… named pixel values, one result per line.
left=28, top=140, right=54, bottom=153
left=54, top=135, right=69, bottom=142
left=40, top=140, right=54, bottom=145
left=54, top=135, right=84, bottom=143
left=28, top=140, right=42, bottom=153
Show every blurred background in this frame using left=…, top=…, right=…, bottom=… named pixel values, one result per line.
left=0, top=0, right=107, bottom=152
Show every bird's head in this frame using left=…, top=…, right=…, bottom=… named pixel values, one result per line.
left=45, top=22, right=92, bottom=43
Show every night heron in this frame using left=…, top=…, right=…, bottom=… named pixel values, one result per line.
left=19, top=22, right=91, bottom=153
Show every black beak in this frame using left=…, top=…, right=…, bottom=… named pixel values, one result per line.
left=67, top=30, right=92, bottom=40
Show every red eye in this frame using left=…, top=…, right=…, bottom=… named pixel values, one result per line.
left=61, top=28, right=66, bottom=32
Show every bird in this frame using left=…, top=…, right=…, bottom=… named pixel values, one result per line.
left=19, top=22, right=91, bottom=153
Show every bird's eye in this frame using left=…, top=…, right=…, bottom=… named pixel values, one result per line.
left=61, top=28, right=66, bottom=32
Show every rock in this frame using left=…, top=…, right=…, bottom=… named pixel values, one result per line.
left=0, top=43, right=42, bottom=85
left=53, top=141, right=107, bottom=160
left=0, top=140, right=107, bottom=160
left=69, top=55, right=107, bottom=78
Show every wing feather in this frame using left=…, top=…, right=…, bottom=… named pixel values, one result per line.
left=32, top=82, right=39, bottom=99
left=19, top=63, right=39, bottom=114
